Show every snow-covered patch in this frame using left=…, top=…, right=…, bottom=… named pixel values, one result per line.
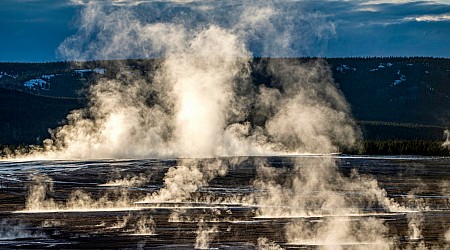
left=41, top=74, right=55, bottom=80
left=407, top=63, right=413, bottom=66
left=74, top=69, right=92, bottom=75
left=75, top=68, right=106, bottom=76
left=0, top=71, right=18, bottom=79
left=370, top=63, right=390, bottom=71
left=336, top=64, right=356, bottom=73
left=425, top=70, right=429, bottom=74
left=94, top=68, right=106, bottom=74
left=24, top=79, right=49, bottom=90
left=392, top=70, right=406, bottom=86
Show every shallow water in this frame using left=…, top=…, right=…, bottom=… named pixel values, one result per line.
left=0, top=156, right=449, bottom=249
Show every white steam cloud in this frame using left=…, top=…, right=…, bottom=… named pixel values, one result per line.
left=264, top=60, right=358, bottom=153
left=252, top=157, right=404, bottom=247
left=23, top=174, right=133, bottom=212
left=443, top=129, right=450, bottom=148
left=257, top=237, right=284, bottom=250
left=9, top=1, right=423, bottom=248
left=195, top=220, right=219, bottom=249
left=445, top=228, right=450, bottom=242
left=407, top=212, right=424, bottom=240
left=131, top=215, right=156, bottom=235
left=5, top=0, right=354, bottom=160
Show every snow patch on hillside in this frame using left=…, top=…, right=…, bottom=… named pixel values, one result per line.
left=24, top=79, right=50, bottom=90
left=0, top=71, right=18, bottom=79
left=74, top=68, right=106, bottom=76
left=337, top=64, right=356, bottom=73
left=41, top=74, right=55, bottom=80
left=370, top=62, right=393, bottom=72
left=392, top=70, right=406, bottom=86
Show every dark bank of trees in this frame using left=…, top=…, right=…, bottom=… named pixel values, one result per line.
left=345, top=121, right=450, bottom=156
left=0, top=88, right=83, bottom=145
left=345, top=140, right=450, bottom=156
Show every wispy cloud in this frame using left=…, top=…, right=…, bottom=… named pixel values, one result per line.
left=70, top=0, right=203, bottom=6
left=362, top=0, right=450, bottom=4
left=405, top=14, right=450, bottom=21
left=362, top=0, right=416, bottom=4
left=1, top=0, right=450, bottom=61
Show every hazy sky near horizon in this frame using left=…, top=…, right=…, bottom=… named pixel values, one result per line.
left=0, top=0, right=449, bottom=62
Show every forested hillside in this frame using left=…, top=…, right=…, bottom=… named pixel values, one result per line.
left=329, top=57, right=450, bottom=126
left=330, top=57, right=450, bottom=140
left=0, top=57, right=449, bottom=145
left=0, top=88, right=83, bottom=145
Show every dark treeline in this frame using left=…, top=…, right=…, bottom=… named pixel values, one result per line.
left=0, top=88, right=83, bottom=145
left=345, top=140, right=450, bottom=156
left=251, top=57, right=450, bottom=130
left=358, top=121, right=446, bottom=141
left=3, top=140, right=449, bottom=158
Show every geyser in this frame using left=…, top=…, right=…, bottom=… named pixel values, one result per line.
left=7, top=1, right=439, bottom=248
left=2, top=1, right=355, bottom=160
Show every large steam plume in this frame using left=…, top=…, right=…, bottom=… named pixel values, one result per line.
left=7, top=0, right=351, bottom=160
left=11, top=2, right=435, bottom=247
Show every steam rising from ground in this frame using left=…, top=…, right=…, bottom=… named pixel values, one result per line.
left=407, top=212, right=424, bottom=240
left=0, top=219, right=45, bottom=240
left=446, top=228, right=450, bottom=242
left=195, top=220, right=218, bottom=249
left=40, top=56, right=358, bottom=159
left=284, top=217, right=390, bottom=249
left=254, top=158, right=403, bottom=218
left=131, top=215, right=156, bottom=235
left=3, top=0, right=354, bottom=160
left=145, top=158, right=228, bottom=202
left=24, top=174, right=132, bottom=212
left=7, top=1, right=440, bottom=248
left=253, top=157, right=403, bottom=247
left=257, top=237, right=284, bottom=250
left=443, top=129, right=450, bottom=148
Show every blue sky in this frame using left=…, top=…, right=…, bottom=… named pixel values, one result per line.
left=1, top=0, right=450, bottom=62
